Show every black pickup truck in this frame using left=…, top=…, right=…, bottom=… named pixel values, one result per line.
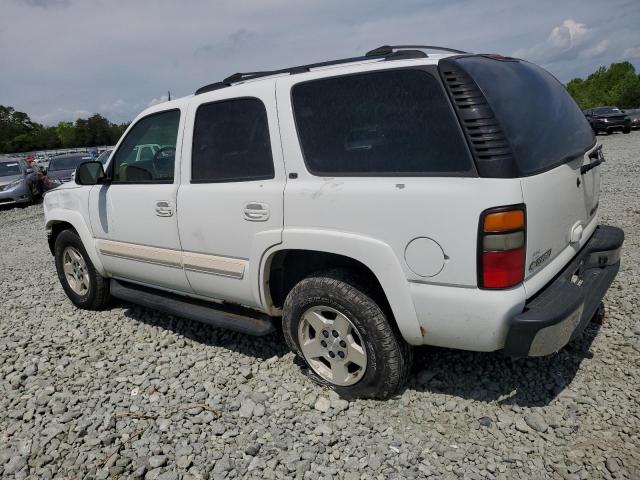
left=583, top=106, right=631, bottom=135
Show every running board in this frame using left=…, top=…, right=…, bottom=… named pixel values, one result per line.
left=110, top=279, right=276, bottom=336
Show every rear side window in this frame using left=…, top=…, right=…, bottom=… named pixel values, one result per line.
left=456, top=57, right=595, bottom=176
left=292, top=69, right=473, bottom=176
left=192, top=98, right=274, bottom=183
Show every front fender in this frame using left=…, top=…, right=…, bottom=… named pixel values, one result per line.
left=260, top=228, right=423, bottom=345
left=44, top=190, right=106, bottom=276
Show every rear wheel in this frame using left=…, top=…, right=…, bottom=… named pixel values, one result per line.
left=54, top=229, right=111, bottom=310
left=282, top=270, right=412, bottom=399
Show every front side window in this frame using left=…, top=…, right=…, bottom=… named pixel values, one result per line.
left=111, top=109, right=180, bottom=183
left=192, top=98, right=274, bottom=183
left=292, top=69, right=473, bottom=176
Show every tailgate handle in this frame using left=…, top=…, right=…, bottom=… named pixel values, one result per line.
left=582, top=145, right=605, bottom=174
left=581, top=159, right=604, bottom=175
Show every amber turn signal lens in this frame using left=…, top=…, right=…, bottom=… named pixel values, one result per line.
left=483, top=210, right=525, bottom=232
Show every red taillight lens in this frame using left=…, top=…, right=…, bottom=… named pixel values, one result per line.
left=479, top=205, right=526, bottom=289
left=482, top=248, right=525, bottom=288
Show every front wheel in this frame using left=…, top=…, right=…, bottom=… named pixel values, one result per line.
left=54, top=229, right=111, bottom=310
left=623, top=126, right=631, bottom=134
left=282, top=270, right=412, bottom=399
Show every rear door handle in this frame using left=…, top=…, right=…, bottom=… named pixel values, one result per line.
left=155, top=200, right=174, bottom=217
left=243, top=202, right=270, bottom=221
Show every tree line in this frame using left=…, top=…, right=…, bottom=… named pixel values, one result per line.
left=0, top=106, right=129, bottom=154
left=566, top=61, right=640, bottom=110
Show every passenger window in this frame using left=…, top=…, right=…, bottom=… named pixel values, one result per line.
left=111, top=109, right=180, bottom=183
left=191, top=98, right=274, bottom=182
left=292, top=69, right=473, bottom=176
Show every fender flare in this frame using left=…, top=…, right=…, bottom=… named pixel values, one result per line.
left=258, top=228, right=423, bottom=345
left=46, top=209, right=107, bottom=276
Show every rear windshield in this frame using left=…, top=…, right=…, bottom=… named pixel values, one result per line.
left=0, top=162, right=21, bottom=176
left=49, top=155, right=88, bottom=171
left=593, top=107, right=622, bottom=115
left=457, top=57, right=595, bottom=176
left=292, top=69, right=473, bottom=176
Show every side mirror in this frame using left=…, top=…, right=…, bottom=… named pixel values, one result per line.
left=75, top=161, right=107, bottom=185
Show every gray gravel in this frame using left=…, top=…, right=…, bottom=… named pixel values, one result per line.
left=1, top=132, right=639, bottom=479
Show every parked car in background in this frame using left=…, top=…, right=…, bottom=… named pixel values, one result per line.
left=43, top=153, right=93, bottom=191
left=584, top=107, right=631, bottom=134
left=625, top=108, right=640, bottom=129
left=0, top=157, right=42, bottom=206
left=96, top=149, right=113, bottom=165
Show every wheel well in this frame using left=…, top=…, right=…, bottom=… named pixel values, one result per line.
left=47, top=222, right=76, bottom=255
left=267, top=250, right=391, bottom=314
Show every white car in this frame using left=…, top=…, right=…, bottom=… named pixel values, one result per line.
left=44, top=45, right=624, bottom=399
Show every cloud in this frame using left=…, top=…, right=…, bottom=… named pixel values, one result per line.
left=2, top=1, right=639, bottom=124
left=579, top=39, right=609, bottom=59
left=31, top=108, right=91, bottom=124
left=623, top=46, right=640, bottom=59
left=19, top=0, right=70, bottom=7
left=547, top=19, right=590, bottom=50
left=147, top=96, right=170, bottom=108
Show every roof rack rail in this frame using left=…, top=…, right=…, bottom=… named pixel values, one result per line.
left=195, top=45, right=467, bottom=95
left=365, top=45, right=468, bottom=56
left=195, top=54, right=384, bottom=95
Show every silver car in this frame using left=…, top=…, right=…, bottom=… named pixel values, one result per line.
left=0, top=158, right=41, bottom=206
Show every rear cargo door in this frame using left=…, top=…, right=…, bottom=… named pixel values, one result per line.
left=520, top=148, right=600, bottom=283
left=450, top=56, right=600, bottom=293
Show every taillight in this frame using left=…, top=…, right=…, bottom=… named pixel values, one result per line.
left=478, top=205, right=526, bottom=289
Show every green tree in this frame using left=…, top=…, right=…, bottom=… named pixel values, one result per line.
left=567, top=61, right=640, bottom=109
left=55, top=121, right=75, bottom=147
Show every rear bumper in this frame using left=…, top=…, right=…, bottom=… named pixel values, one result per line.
left=504, top=225, right=623, bottom=357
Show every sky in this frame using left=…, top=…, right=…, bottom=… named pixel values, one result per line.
left=2, top=0, right=639, bottom=125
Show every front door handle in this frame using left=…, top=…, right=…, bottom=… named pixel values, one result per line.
left=243, top=202, right=270, bottom=221
left=155, top=200, right=174, bottom=217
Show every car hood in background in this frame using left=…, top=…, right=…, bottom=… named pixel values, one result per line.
left=0, top=174, right=24, bottom=187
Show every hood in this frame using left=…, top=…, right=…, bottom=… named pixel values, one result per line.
left=46, top=168, right=76, bottom=181
left=0, top=174, right=24, bottom=187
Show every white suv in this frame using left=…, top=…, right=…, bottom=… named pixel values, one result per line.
left=44, top=46, right=624, bottom=399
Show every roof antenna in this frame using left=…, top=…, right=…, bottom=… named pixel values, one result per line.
left=167, top=91, right=171, bottom=101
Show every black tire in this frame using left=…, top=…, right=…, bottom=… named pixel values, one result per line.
left=54, top=229, right=111, bottom=310
left=623, top=126, right=631, bottom=134
left=282, top=270, right=412, bottom=399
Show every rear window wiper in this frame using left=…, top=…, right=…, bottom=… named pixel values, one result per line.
left=581, top=145, right=605, bottom=174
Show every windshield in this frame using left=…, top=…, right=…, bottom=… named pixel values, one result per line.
left=593, top=107, right=622, bottom=115
left=48, top=155, right=88, bottom=171
left=96, top=150, right=113, bottom=164
left=0, top=162, right=22, bottom=177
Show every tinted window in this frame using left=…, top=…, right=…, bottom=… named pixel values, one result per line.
left=0, top=161, right=21, bottom=176
left=48, top=154, right=89, bottom=171
left=192, top=98, right=274, bottom=182
left=111, top=109, right=180, bottom=183
left=292, top=69, right=472, bottom=176
left=457, top=57, right=595, bottom=176
left=593, top=107, right=621, bottom=115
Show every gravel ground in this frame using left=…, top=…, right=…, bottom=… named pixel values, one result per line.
left=1, top=132, right=639, bottom=480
